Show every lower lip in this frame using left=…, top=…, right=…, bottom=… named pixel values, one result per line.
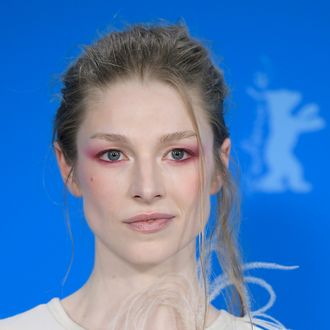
left=125, top=218, right=173, bottom=233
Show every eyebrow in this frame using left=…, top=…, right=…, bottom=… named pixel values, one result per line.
left=90, top=130, right=197, bottom=144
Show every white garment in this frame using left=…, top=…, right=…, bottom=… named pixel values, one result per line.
left=0, top=297, right=260, bottom=330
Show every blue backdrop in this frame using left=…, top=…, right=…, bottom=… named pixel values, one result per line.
left=1, top=1, right=329, bottom=329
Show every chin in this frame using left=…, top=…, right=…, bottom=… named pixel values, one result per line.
left=122, top=244, right=178, bottom=268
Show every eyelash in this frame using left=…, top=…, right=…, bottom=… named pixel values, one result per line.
left=97, top=148, right=194, bottom=163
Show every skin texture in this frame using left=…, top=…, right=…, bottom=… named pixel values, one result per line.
left=54, top=78, right=231, bottom=329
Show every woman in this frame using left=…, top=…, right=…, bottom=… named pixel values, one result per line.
left=0, top=22, right=287, bottom=330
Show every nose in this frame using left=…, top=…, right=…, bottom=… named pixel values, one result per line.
left=129, top=158, right=165, bottom=203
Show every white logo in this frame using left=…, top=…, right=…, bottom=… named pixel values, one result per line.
left=242, top=72, right=326, bottom=193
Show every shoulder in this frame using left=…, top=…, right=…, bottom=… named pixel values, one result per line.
left=0, top=298, right=62, bottom=330
left=206, top=310, right=269, bottom=330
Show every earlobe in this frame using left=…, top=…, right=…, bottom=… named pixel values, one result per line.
left=54, top=142, right=82, bottom=197
left=210, top=174, right=222, bottom=195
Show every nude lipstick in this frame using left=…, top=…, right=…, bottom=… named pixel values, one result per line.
left=123, top=212, right=174, bottom=233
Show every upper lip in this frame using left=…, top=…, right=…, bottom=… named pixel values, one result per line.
left=123, top=212, right=175, bottom=223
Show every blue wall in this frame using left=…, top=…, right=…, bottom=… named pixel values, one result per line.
left=1, top=1, right=329, bottom=329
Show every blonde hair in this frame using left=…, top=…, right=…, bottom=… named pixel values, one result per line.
left=52, top=21, right=250, bottom=329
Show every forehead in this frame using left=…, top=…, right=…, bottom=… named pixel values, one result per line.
left=78, top=78, right=212, bottom=147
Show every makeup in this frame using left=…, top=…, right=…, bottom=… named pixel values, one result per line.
left=84, top=144, right=199, bottom=165
left=124, top=218, right=174, bottom=234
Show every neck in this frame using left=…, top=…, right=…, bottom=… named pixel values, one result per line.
left=62, top=238, right=213, bottom=329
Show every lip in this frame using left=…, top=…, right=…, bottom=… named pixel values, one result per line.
left=123, top=212, right=175, bottom=223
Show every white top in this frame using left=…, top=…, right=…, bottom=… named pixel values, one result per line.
left=0, top=297, right=261, bottom=330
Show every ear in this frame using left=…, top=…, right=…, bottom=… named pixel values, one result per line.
left=210, top=138, right=231, bottom=195
left=54, top=142, right=82, bottom=197
left=219, top=137, right=231, bottom=169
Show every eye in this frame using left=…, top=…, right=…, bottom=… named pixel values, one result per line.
left=168, top=148, right=192, bottom=161
left=97, top=148, right=193, bottom=163
left=99, top=149, right=124, bottom=162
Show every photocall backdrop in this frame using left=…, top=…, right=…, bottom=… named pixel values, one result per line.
left=1, top=1, right=329, bottom=329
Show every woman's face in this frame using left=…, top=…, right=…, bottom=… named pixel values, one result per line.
left=60, top=78, right=221, bottom=267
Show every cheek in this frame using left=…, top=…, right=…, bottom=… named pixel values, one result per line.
left=179, top=159, right=213, bottom=232
left=77, top=160, right=120, bottom=196
left=75, top=163, right=122, bottom=224
left=172, top=164, right=202, bottom=219
left=76, top=158, right=201, bottom=211
left=181, top=170, right=200, bottom=198
left=166, top=160, right=200, bottom=196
